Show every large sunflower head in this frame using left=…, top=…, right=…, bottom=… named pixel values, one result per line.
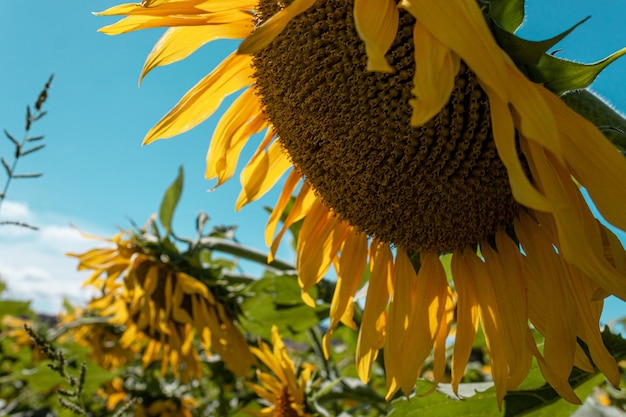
left=70, top=227, right=255, bottom=380
left=97, top=0, right=626, bottom=405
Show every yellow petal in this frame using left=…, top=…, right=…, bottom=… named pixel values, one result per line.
left=431, top=289, right=455, bottom=387
left=400, top=251, right=448, bottom=397
left=356, top=241, right=393, bottom=383
left=144, top=52, right=254, bottom=144
left=238, top=0, right=316, bottom=54
left=516, top=212, right=581, bottom=401
left=409, top=20, right=460, bottom=125
left=328, top=230, right=368, bottom=330
left=264, top=169, right=301, bottom=247
left=540, top=87, right=626, bottom=232
left=99, top=14, right=218, bottom=36
left=487, top=90, right=554, bottom=212
left=450, top=249, right=480, bottom=396
left=140, top=19, right=252, bottom=83
left=524, top=140, right=626, bottom=301
left=399, top=0, right=560, bottom=156
left=353, top=0, right=398, bottom=73
left=268, top=181, right=316, bottom=262
left=296, top=200, right=349, bottom=306
left=561, top=263, right=620, bottom=386
left=236, top=140, right=292, bottom=211
left=462, top=249, right=508, bottom=408
left=483, top=233, right=532, bottom=390
left=205, top=87, right=267, bottom=186
left=384, top=249, right=418, bottom=399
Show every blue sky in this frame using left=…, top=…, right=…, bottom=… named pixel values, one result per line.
left=0, top=0, right=625, bottom=324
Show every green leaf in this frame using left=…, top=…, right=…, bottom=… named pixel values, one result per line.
left=159, top=165, right=184, bottom=235
left=488, top=0, right=525, bottom=33
left=389, top=381, right=501, bottom=417
left=508, top=373, right=605, bottom=417
left=0, top=299, right=34, bottom=318
left=240, top=273, right=322, bottom=340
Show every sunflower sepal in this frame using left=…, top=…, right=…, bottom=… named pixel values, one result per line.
left=529, top=47, right=626, bottom=95
left=484, top=0, right=525, bottom=33
left=489, top=17, right=589, bottom=67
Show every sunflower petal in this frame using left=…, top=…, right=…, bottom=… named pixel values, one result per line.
left=296, top=201, right=349, bottom=306
left=144, top=52, right=254, bottom=144
left=409, top=20, right=460, bottom=125
left=399, top=0, right=560, bottom=156
left=140, top=20, right=252, bottom=83
left=265, top=169, right=301, bottom=247
left=356, top=241, right=393, bottom=383
left=205, top=87, right=267, bottom=186
left=540, top=87, right=626, bottom=232
left=236, top=140, right=292, bottom=211
left=238, top=0, right=316, bottom=54
left=450, top=249, right=479, bottom=396
left=268, top=181, right=316, bottom=262
left=353, top=0, right=398, bottom=73
left=487, top=89, right=554, bottom=211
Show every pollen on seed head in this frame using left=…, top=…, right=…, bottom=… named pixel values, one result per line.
left=252, top=0, right=522, bottom=253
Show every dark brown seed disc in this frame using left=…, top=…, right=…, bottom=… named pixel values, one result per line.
left=252, top=0, right=521, bottom=253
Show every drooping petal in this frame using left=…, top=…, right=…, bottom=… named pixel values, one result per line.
left=450, top=249, right=480, bottom=396
left=384, top=249, right=418, bottom=398
left=462, top=249, right=508, bottom=407
left=482, top=232, right=532, bottom=390
left=398, top=249, right=448, bottom=394
left=236, top=140, right=292, bottom=211
left=265, top=169, right=302, bottom=247
left=140, top=19, right=252, bottom=83
left=144, top=52, right=254, bottom=144
left=296, top=200, right=350, bottom=306
left=238, top=0, right=317, bottom=54
left=430, top=288, right=455, bottom=387
left=353, top=0, right=398, bottom=73
left=205, top=87, right=268, bottom=186
left=487, top=89, right=554, bottom=212
left=523, top=140, right=626, bottom=301
left=356, top=241, right=393, bottom=383
left=515, top=212, right=581, bottom=403
left=324, top=231, right=368, bottom=357
left=268, top=182, right=317, bottom=263
left=540, top=87, right=626, bottom=232
left=561, top=263, right=620, bottom=387
left=409, top=20, right=460, bottom=126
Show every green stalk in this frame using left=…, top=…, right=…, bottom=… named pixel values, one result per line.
left=561, top=89, right=626, bottom=151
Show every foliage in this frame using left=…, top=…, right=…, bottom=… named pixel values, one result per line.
left=1, top=168, right=625, bottom=417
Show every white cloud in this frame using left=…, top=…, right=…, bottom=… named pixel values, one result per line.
left=0, top=201, right=105, bottom=315
left=0, top=200, right=32, bottom=220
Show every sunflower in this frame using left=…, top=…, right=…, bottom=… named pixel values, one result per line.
left=96, top=0, right=626, bottom=405
left=245, top=325, right=314, bottom=417
left=56, top=305, right=138, bottom=370
left=69, top=230, right=255, bottom=380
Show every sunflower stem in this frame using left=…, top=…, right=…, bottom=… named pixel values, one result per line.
left=561, top=89, right=626, bottom=151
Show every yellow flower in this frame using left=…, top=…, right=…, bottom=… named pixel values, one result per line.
left=69, top=231, right=255, bottom=380
left=135, top=397, right=198, bottom=417
left=245, top=325, right=314, bottom=417
left=57, top=305, right=137, bottom=370
left=97, top=0, right=626, bottom=405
